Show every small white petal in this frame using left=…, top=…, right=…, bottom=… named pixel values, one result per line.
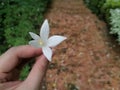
left=29, top=32, right=40, bottom=40
left=48, top=35, right=67, bottom=47
left=40, top=19, right=49, bottom=42
left=42, top=46, right=52, bottom=61
left=29, top=40, right=42, bottom=48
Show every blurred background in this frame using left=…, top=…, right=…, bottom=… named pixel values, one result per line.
left=1, top=0, right=120, bottom=90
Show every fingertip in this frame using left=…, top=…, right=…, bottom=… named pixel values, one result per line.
left=24, top=54, right=48, bottom=88
left=52, top=48, right=55, bottom=53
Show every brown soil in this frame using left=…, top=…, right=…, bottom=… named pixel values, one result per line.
left=43, top=0, right=120, bottom=90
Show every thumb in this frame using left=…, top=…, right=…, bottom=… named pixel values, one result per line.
left=20, top=55, right=49, bottom=90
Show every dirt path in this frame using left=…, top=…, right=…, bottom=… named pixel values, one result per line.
left=44, top=0, right=120, bottom=90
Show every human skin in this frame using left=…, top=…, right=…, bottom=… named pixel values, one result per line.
left=0, top=45, right=49, bottom=90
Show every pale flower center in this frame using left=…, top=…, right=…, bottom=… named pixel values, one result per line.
left=39, top=39, right=44, bottom=46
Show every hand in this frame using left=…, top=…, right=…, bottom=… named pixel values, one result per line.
left=0, top=45, right=49, bottom=90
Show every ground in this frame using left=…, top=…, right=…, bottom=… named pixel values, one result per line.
left=42, top=0, right=120, bottom=90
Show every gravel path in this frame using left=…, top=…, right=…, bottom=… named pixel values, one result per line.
left=43, top=0, right=120, bottom=90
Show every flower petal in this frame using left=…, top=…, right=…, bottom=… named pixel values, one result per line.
left=47, top=35, right=67, bottom=47
left=42, top=46, right=52, bottom=61
left=29, top=32, right=40, bottom=40
left=40, top=19, right=49, bottom=42
left=29, top=40, right=42, bottom=48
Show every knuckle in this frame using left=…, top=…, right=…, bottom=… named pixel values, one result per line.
left=9, top=46, right=17, bottom=51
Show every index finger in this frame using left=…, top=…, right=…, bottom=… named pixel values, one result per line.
left=0, top=45, right=42, bottom=73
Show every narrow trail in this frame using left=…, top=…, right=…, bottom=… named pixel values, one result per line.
left=44, top=0, right=120, bottom=90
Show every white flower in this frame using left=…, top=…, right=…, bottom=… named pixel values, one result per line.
left=29, top=19, right=67, bottom=61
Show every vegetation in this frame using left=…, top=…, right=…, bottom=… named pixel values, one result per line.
left=0, top=0, right=50, bottom=80
left=84, top=0, right=105, bottom=16
left=0, top=0, right=50, bottom=53
left=110, top=9, right=120, bottom=42
left=84, top=0, right=120, bottom=43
